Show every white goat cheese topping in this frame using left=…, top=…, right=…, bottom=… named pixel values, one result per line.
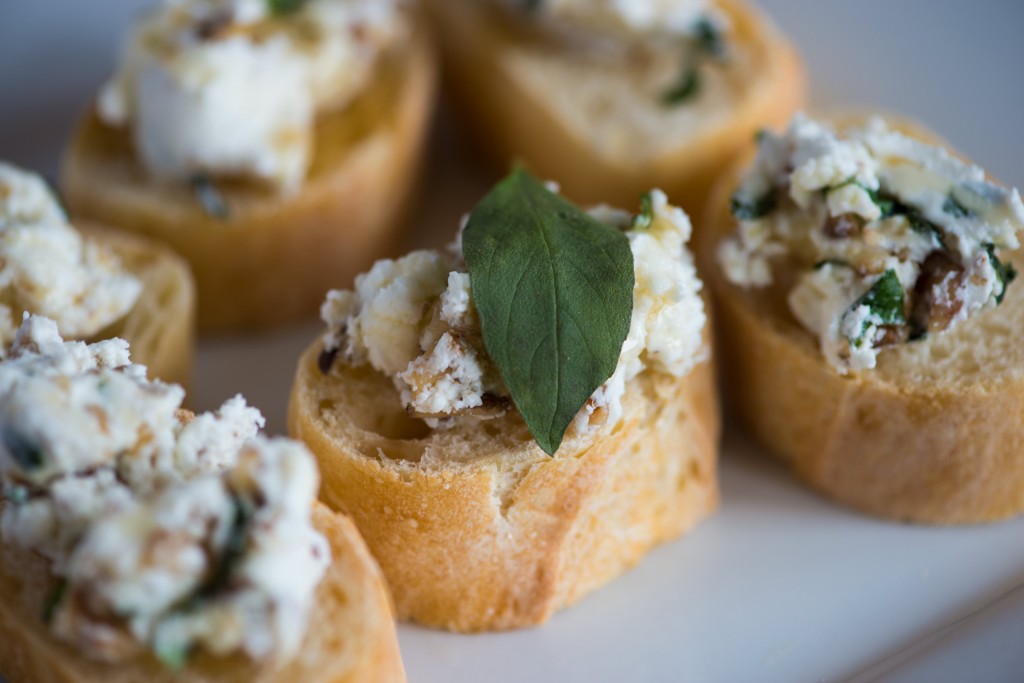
left=0, top=316, right=329, bottom=665
left=499, top=0, right=718, bottom=38
left=321, top=188, right=707, bottom=437
left=718, top=114, right=1024, bottom=373
left=99, top=0, right=406, bottom=191
left=0, top=163, right=141, bottom=353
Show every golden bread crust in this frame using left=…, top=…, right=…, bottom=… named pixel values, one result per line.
left=288, top=337, right=720, bottom=631
left=702, top=114, right=1024, bottom=524
left=0, top=505, right=406, bottom=683
left=61, top=21, right=437, bottom=332
left=81, top=224, right=196, bottom=389
left=428, top=0, right=804, bottom=220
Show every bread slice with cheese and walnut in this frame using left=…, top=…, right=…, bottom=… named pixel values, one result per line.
left=0, top=161, right=193, bottom=387
left=289, top=171, right=719, bottom=631
left=426, top=0, right=804, bottom=219
left=704, top=112, right=1024, bottom=524
left=0, top=316, right=404, bottom=683
left=62, top=0, right=437, bottom=332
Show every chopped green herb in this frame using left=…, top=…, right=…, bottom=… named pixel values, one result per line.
left=942, top=193, right=973, bottom=218
left=155, top=641, right=190, bottom=671
left=2, top=429, right=44, bottom=471
left=661, top=66, right=700, bottom=105
left=2, top=485, right=28, bottom=504
left=41, top=580, right=67, bottom=624
left=660, top=17, right=724, bottom=107
left=266, top=0, right=308, bottom=16
left=462, top=168, right=634, bottom=456
left=731, top=191, right=777, bottom=220
left=866, top=188, right=896, bottom=218
left=863, top=187, right=947, bottom=249
left=986, top=244, right=1017, bottom=304
left=693, top=17, right=725, bottom=57
left=523, top=0, right=542, bottom=11
left=754, top=129, right=769, bottom=144
left=190, top=174, right=230, bottom=220
left=846, top=269, right=905, bottom=344
left=631, top=192, right=655, bottom=230
left=814, top=258, right=852, bottom=270
left=198, top=497, right=252, bottom=599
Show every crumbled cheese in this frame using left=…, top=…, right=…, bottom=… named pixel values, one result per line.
left=99, top=0, right=406, bottom=191
left=502, top=0, right=717, bottom=38
left=0, top=316, right=328, bottom=664
left=573, top=189, right=707, bottom=433
left=0, top=163, right=141, bottom=353
left=321, top=187, right=707, bottom=438
left=718, top=114, right=1024, bottom=373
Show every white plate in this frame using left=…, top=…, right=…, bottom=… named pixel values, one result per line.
left=2, top=2, right=1024, bottom=682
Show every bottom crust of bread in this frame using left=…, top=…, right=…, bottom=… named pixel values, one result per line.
left=84, top=225, right=196, bottom=390
left=0, top=505, right=405, bottom=683
left=288, top=340, right=720, bottom=632
left=702, top=116, right=1024, bottom=525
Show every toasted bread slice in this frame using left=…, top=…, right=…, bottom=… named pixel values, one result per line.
left=0, top=504, right=405, bottom=683
left=61, top=18, right=437, bottom=332
left=288, top=333, right=719, bottom=632
left=427, top=0, right=803, bottom=218
left=81, top=224, right=195, bottom=389
left=703, top=114, right=1024, bottom=524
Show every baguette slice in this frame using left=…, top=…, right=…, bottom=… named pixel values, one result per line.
left=288, top=333, right=720, bottom=632
left=0, top=504, right=405, bottom=683
left=61, top=17, right=437, bottom=332
left=82, top=224, right=195, bottom=389
left=703, top=114, right=1024, bottom=524
left=427, top=0, right=804, bottom=218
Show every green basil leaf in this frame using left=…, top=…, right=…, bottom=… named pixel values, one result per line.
left=189, top=174, right=230, bottom=220
left=41, top=579, right=67, bottom=624
left=942, top=193, right=973, bottom=218
left=845, top=269, right=905, bottom=345
left=986, top=244, right=1017, bottom=304
left=2, top=485, right=28, bottom=504
left=631, top=192, right=654, bottom=230
left=462, top=168, right=634, bottom=455
left=267, top=0, right=308, bottom=16
left=661, top=66, right=700, bottom=105
left=198, top=497, right=252, bottom=599
left=859, top=269, right=905, bottom=325
left=731, top=191, right=777, bottom=220
left=155, top=641, right=190, bottom=671
left=2, top=428, right=44, bottom=471
left=693, top=17, right=725, bottom=57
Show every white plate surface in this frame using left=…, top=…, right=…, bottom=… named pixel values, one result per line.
left=1, top=2, right=1024, bottom=682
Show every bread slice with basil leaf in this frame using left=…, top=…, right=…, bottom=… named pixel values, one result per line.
left=61, top=1, right=436, bottom=331
left=426, top=0, right=803, bottom=218
left=0, top=317, right=404, bottom=682
left=704, top=112, right=1024, bottom=524
left=289, top=169, right=719, bottom=631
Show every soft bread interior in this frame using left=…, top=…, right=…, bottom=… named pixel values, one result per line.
left=428, top=0, right=804, bottom=212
